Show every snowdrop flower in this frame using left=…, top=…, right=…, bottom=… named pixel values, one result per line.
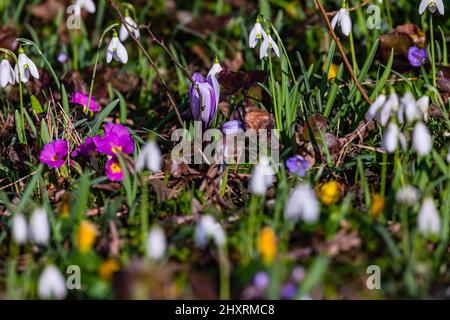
left=285, top=184, right=320, bottom=223
left=416, top=95, right=430, bottom=121
left=135, top=140, right=162, bottom=173
left=398, top=92, right=421, bottom=124
left=208, top=56, right=223, bottom=78
left=379, top=93, right=398, bottom=126
left=331, top=8, right=352, bottom=37
left=419, top=0, right=444, bottom=15
left=146, top=226, right=167, bottom=261
left=366, top=95, right=387, bottom=121
left=119, top=15, right=140, bottom=42
left=382, top=122, right=400, bottom=153
left=413, top=122, right=432, bottom=156
left=195, top=215, right=226, bottom=248
left=75, top=0, right=96, bottom=13
left=106, top=31, right=128, bottom=64
left=14, top=47, right=39, bottom=83
left=395, top=185, right=419, bottom=206
left=0, top=55, right=15, bottom=87
left=418, top=198, right=441, bottom=236
left=259, top=30, right=280, bottom=59
left=249, top=16, right=267, bottom=48
left=38, top=265, right=67, bottom=300
left=29, top=208, right=50, bottom=245
left=250, top=157, right=275, bottom=195
left=12, top=213, right=27, bottom=245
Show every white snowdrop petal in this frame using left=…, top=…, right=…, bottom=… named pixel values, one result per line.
left=436, top=0, right=445, bottom=15
left=413, top=122, right=432, bottom=156
left=382, top=122, right=399, bottom=153
left=146, top=226, right=167, bottom=261
left=419, top=0, right=431, bottom=14
left=418, top=198, right=441, bottom=236
left=341, top=11, right=352, bottom=36
left=12, top=213, right=28, bottom=245
left=29, top=208, right=50, bottom=245
left=115, top=40, right=128, bottom=64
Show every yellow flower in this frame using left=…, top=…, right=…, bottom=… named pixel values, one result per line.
left=324, top=63, right=339, bottom=81
left=76, top=220, right=97, bottom=254
left=317, top=181, right=341, bottom=205
left=258, top=227, right=277, bottom=264
left=99, top=259, right=120, bottom=280
left=370, top=194, right=385, bottom=218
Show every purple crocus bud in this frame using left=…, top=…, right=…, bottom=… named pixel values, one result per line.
left=285, top=155, right=310, bottom=177
left=253, top=271, right=269, bottom=290
left=105, top=157, right=124, bottom=181
left=281, top=283, right=297, bottom=300
left=189, top=72, right=220, bottom=128
left=57, top=52, right=68, bottom=64
left=71, top=92, right=101, bottom=113
left=222, top=120, right=244, bottom=136
left=71, top=137, right=97, bottom=159
left=39, top=139, right=69, bottom=168
left=408, top=46, right=427, bottom=67
left=94, top=123, right=135, bottom=156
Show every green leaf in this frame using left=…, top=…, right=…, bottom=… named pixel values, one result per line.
left=30, top=95, right=44, bottom=113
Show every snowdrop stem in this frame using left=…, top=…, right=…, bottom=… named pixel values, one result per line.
left=0, top=48, right=25, bottom=143
left=140, top=172, right=149, bottom=254
left=349, top=29, right=358, bottom=75
left=380, top=151, right=388, bottom=196
left=429, top=14, right=438, bottom=101
left=268, top=54, right=282, bottom=132
left=314, top=0, right=372, bottom=104
left=218, top=245, right=230, bottom=300
left=269, top=24, right=297, bottom=83
left=87, top=24, right=119, bottom=115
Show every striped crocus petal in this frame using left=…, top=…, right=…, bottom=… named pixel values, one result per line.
left=189, top=72, right=220, bottom=128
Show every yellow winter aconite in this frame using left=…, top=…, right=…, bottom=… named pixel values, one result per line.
left=258, top=227, right=277, bottom=264
left=99, top=259, right=120, bottom=280
left=317, top=181, right=341, bottom=205
left=76, top=220, right=97, bottom=254
left=370, top=194, right=385, bottom=218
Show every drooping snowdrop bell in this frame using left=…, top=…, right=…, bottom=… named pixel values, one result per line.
left=119, top=15, right=140, bottom=42
left=412, top=122, right=432, bottom=156
left=249, top=16, right=267, bottom=48
left=331, top=8, right=352, bottom=37
left=195, top=215, right=226, bottom=248
left=75, top=0, right=96, bottom=14
left=259, top=30, right=280, bottom=60
left=419, top=0, right=444, bottom=15
left=135, top=140, right=162, bottom=173
left=285, top=184, right=320, bottom=223
left=12, top=213, right=28, bottom=245
left=14, top=47, right=39, bottom=83
left=38, top=265, right=68, bottom=300
left=29, top=208, right=50, bottom=245
left=146, top=226, right=167, bottom=261
left=418, top=198, right=441, bottom=236
left=208, top=56, right=223, bottom=78
left=249, top=157, right=275, bottom=195
left=0, top=54, right=15, bottom=87
left=106, top=31, right=128, bottom=64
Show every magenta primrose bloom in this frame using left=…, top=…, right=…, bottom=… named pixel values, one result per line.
left=408, top=46, right=427, bottom=67
left=189, top=72, right=220, bottom=128
left=39, top=139, right=69, bottom=168
left=71, top=92, right=101, bottom=113
left=94, top=123, right=135, bottom=156
left=105, top=157, right=124, bottom=181
left=71, top=137, right=97, bottom=160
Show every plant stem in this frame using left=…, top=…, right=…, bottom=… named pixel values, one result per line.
left=430, top=14, right=437, bottom=102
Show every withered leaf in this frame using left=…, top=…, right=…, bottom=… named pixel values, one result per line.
left=244, top=106, right=275, bottom=131
left=0, top=27, right=19, bottom=51
left=438, top=67, right=450, bottom=93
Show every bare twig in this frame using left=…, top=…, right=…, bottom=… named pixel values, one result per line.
left=315, top=0, right=372, bottom=105
left=106, top=0, right=185, bottom=127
